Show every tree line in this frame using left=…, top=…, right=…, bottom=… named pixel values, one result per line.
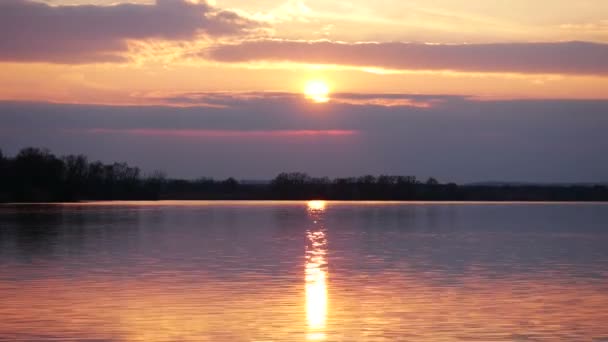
left=1, top=147, right=607, bottom=202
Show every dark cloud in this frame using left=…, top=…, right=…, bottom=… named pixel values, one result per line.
left=207, top=40, right=608, bottom=75
left=1, top=94, right=608, bottom=182
left=0, top=0, right=259, bottom=63
left=157, top=92, right=463, bottom=108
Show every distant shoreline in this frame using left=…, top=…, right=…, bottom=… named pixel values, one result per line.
left=3, top=200, right=608, bottom=206
left=2, top=147, right=608, bottom=203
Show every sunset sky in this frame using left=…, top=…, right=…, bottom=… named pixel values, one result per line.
left=1, top=0, right=608, bottom=182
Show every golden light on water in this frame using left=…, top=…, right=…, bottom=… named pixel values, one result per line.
left=306, top=201, right=328, bottom=340
left=307, top=200, right=327, bottom=212
left=304, top=80, right=331, bottom=103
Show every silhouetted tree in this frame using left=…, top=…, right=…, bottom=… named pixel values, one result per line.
left=0, top=149, right=6, bottom=201
left=222, top=177, right=239, bottom=191
left=426, top=177, right=439, bottom=185
left=143, top=170, right=167, bottom=200
left=13, top=148, right=65, bottom=201
left=63, top=155, right=88, bottom=200
left=86, top=161, right=105, bottom=198
left=271, top=172, right=310, bottom=198
left=1, top=146, right=607, bottom=202
left=272, top=172, right=311, bottom=186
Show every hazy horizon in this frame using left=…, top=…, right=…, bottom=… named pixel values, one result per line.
left=2, top=97, right=608, bottom=183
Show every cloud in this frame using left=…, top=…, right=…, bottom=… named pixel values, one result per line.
left=151, top=91, right=458, bottom=108
left=1, top=94, right=608, bottom=181
left=0, top=0, right=259, bottom=63
left=206, top=40, right=608, bottom=75
left=87, top=128, right=357, bottom=138
left=560, top=20, right=608, bottom=33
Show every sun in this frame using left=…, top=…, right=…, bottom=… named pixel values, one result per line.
left=304, top=80, right=330, bottom=103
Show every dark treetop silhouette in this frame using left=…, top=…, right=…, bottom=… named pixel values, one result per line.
left=0, top=147, right=607, bottom=202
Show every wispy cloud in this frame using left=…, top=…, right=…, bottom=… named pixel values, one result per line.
left=87, top=128, right=357, bottom=138
left=152, top=91, right=455, bottom=108
left=206, top=39, right=608, bottom=75
left=0, top=0, right=259, bottom=63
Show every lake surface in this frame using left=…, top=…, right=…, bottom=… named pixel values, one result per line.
left=1, top=201, right=608, bottom=341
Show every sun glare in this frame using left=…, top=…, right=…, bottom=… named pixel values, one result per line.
left=304, top=80, right=330, bottom=103
left=307, top=200, right=327, bottom=212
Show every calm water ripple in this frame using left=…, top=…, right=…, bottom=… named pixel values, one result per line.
left=1, top=201, right=608, bottom=341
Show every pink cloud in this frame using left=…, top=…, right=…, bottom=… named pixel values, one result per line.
left=87, top=128, right=357, bottom=138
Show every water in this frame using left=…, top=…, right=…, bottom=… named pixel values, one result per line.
left=1, top=201, right=608, bottom=341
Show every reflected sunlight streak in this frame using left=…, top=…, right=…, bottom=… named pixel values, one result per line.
left=306, top=201, right=328, bottom=340
left=307, top=200, right=327, bottom=212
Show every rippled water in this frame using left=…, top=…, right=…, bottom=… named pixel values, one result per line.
left=1, top=201, right=608, bottom=341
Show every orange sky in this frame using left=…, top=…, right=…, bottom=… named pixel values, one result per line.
left=0, top=0, right=607, bottom=104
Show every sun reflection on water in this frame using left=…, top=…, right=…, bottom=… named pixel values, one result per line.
left=307, top=200, right=326, bottom=212
left=306, top=200, right=328, bottom=340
